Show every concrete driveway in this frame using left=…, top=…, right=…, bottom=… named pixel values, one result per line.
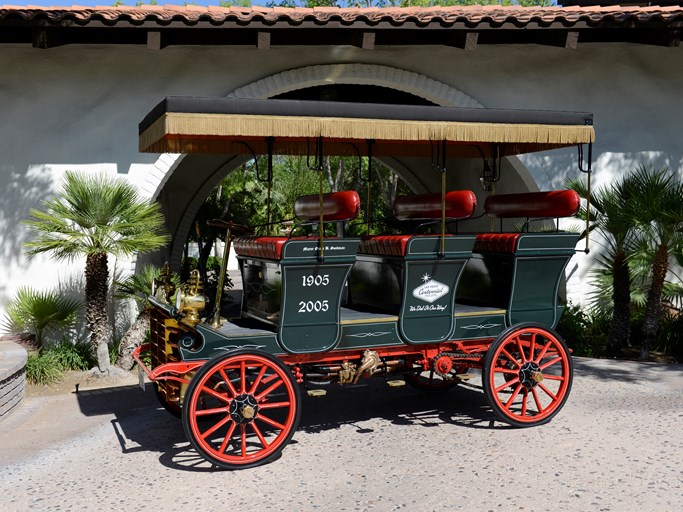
left=1, top=358, right=682, bottom=511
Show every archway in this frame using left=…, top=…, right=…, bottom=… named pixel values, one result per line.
left=143, top=64, right=538, bottom=269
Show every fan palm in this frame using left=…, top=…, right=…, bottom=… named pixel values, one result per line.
left=24, top=171, right=169, bottom=372
left=567, top=175, right=637, bottom=356
left=627, top=165, right=683, bottom=358
left=2, top=287, right=81, bottom=349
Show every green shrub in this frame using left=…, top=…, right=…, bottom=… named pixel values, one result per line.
left=48, top=339, right=94, bottom=371
left=25, top=352, right=64, bottom=385
left=556, top=303, right=610, bottom=358
left=3, top=287, right=81, bottom=349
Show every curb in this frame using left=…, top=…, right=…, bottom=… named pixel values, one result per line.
left=0, top=335, right=29, bottom=422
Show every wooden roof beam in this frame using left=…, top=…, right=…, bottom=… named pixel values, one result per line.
left=352, top=31, right=375, bottom=50
left=448, top=32, right=478, bottom=50
left=32, top=27, right=65, bottom=49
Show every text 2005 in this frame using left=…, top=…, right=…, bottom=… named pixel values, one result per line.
left=298, top=300, right=329, bottom=313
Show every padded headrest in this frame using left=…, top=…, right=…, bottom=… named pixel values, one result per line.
left=484, top=190, right=580, bottom=218
left=294, top=190, right=360, bottom=222
left=393, top=190, right=477, bottom=221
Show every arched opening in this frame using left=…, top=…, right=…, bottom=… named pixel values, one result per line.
left=142, top=64, right=538, bottom=270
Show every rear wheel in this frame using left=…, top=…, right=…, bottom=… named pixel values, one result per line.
left=482, top=324, right=572, bottom=427
left=182, top=349, right=301, bottom=469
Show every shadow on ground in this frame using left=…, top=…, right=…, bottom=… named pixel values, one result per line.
left=74, top=377, right=507, bottom=472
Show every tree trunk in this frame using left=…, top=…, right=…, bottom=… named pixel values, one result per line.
left=607, top=248, right=630, bottom=357
left=116, top=308, right=151, bottom=370
left=642, top=243, right=669, bottom=359
left=85, top=252, right=112, bottom=372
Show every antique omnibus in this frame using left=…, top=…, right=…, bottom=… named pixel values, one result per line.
left=135, top=97, right=594, bottom=469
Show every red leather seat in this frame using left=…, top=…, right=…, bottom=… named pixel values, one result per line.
left=359, top=235, right=412, bottom=257
left=484, top=190, right=580, bottom=219
left=233, top=236, right=288, bottom=260
left=360, top=190, right=477, bottom=257
left=234, top=191, right=360, bottom=261
left=473, top=233, right=520, bottom=253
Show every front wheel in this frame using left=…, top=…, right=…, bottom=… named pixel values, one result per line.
left=482, top=324, right=573, bottom=427
left=182, top=349, right=301, bottom=469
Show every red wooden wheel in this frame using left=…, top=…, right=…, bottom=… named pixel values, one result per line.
left=482, top=324, right=573, bottom=427
left=182, top=349, right=301, bottom=469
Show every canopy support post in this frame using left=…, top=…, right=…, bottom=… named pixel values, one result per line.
left=578, top=143, right=593, bottom=254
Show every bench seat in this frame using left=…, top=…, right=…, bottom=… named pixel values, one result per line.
left=234, top=236, right=288, bottom=260
left=473, top=233, right=520, bottom=253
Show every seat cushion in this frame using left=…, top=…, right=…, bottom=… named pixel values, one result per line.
left=294, top=190, right=360, bottom=222
left=234, top=236, right=288, bottom=260
left=473, top=233, right=520, bottom=253
left=393, top=190, right=477, bottom=221
left=484, top=190, right=580, bottom=219
left=359, top=235, right=412, bottom=257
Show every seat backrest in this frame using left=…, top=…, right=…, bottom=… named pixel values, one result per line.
left=483, top=190, right=580, bottom=219
left=393, top=190, right=477, bottom=221
left=294, top=190, right=360, bottom=223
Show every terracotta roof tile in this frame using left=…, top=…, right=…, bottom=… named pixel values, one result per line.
left=1, top=4, right=683, bottom=28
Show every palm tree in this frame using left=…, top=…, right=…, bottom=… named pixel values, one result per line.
left=114, top=264, right=179, bottom=370
left=24, top=171, right=169, bottom=373
left=567, top=175, right=636, bottom=357
left=628, top=165, right=683, bottom=358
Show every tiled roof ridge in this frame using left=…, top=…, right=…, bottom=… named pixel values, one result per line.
left=2, top=4, right=683, bottom=25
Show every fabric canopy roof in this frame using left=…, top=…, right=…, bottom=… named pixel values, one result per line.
left=139, top=97, right=594, bottom=158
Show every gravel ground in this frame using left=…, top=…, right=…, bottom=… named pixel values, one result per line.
left=1, top=357, right=682, bottom=512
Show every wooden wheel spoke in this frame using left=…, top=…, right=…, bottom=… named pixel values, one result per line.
left=200, top=413, right=232, bottom=440
left=256, top=378, right=284, bottom=401
left=500, top=348, right=521, bottom=368
left=515, top=336, right=527, bottom=363
left=258, top=401, right=291, bottom=410
left=248, top=365, right=268, bottom=394
left=534, top=341, right=551, bottom=363
left=540, top=355, right=563, bottom=371
left=531, top=387, right=544, bottom=413
left=219, top=368, right=238, bottom=397
left=521, top=388, right=528, bottom=416
left=504, top=384, right=523, bottom=411
left=240, top=425, right=247, bottom=457
left=218, top=421, right=238, bottom=454
left=529, top=333, right=537, bottom=361
left=250, top=422, right=270, bottom=449
left=195, top=406, right=230, bottom=416
left=495, top=377, right=519, bottom=393
left=542, top=374, right=565, bottom=382
left=494, top=368, right=518, bottom=375
left=256, top=412, right=286, bottom=431
left=200, top=384, right=232, bottom=404
left=240, top=361, right=247, bottom=394
left=538, top=382, right=558, bottom=401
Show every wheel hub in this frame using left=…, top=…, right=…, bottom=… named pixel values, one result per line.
left=434, top=354, right=453, bottom=377
left=230, top=394, right=259, bottom=424
left=518, top=362, right=543, bottom=389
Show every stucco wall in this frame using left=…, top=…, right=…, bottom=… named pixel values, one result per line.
left=2, top=42, right=682, bottom=316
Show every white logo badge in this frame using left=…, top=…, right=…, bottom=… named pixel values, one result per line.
left=412, top=273, right=449, bottom=304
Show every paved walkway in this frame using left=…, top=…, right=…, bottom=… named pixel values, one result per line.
left=1, top=358, right=682, bottom=511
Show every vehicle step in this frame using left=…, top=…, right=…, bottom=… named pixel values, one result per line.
left=306, top=389, right=327, bottom=397
left=386, top=380, right=406, bottom=387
